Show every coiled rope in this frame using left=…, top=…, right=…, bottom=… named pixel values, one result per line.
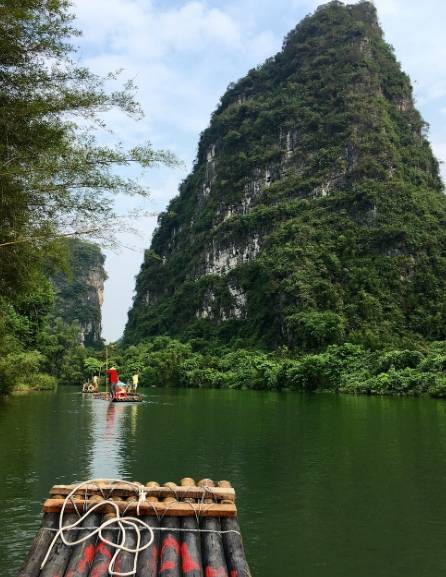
left=40, top=479, right=154, bottom=577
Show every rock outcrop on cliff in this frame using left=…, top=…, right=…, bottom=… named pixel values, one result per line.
left=125, top=1, right=446, bottom=350
left=52, top=240, right=106, bottom=346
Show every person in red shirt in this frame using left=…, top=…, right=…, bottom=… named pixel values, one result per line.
left=106, top=367, right=128, bottom=399
left=106, top=366, right=118, bottom=383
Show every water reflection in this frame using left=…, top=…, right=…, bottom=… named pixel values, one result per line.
left=88, top=399, right=139, bottom=478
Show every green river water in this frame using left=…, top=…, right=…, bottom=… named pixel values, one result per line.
left=1, top=387, right=446, bottom=576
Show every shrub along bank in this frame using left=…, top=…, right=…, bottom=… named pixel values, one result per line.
left=96, top=337, right=446, bottom=398
left=7, top=330, right=446, bottom=398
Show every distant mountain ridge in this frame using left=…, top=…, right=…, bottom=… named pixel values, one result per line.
left=125, top=0, right=446, bottom=351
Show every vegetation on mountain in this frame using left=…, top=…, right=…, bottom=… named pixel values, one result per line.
left=125, top=1, right=446, bottom=357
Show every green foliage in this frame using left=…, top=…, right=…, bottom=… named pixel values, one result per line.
left=0, top=1, right=176, bottom=393
left=37, top=318, right=88, bottom=386
left=84, top=357, right=103, bottom=375
left=286, top=311, right=346, bottom=350
left=375, top=350, right=424, bottom=372
left=96, top=336, right=446, bottom=400
left=0, top=350, right=56, bottom=393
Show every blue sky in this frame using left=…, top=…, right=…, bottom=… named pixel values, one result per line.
left=71, top=0, right=446, bottom=341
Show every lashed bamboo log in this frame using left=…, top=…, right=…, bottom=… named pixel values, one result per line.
left=62, top=513, right=101, bottom=577
left=199, top=480, right=229, bottom=577
left=180, top=477, right=203, bottom=577
left=136, top=482, right=161, bottom=577
left=42, top=499, right=236, bottom=517
left=88, top=513, right=118, bottom=577
left=16, top=513, right=58, bottom=577
left=49, top=484, right=235, bottom=501
left=39, top=513, right=79, bottom=577
left=218, top=482, right=251, bottom=577
left=159, top=493, right=181, bottom=577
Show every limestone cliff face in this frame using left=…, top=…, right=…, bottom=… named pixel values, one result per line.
left=125, top=1, right=446, bottom=350
left=52, top=240, right=106, bottom=346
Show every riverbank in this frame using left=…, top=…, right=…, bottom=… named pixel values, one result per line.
left=12, top=381, right=56, bottom=394
left=91, top=337, right=446, bottom=399
left=7, top=336, right=446, bottom=399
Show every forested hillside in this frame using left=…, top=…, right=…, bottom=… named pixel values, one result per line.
left=125, top=0, right=446, bottom=353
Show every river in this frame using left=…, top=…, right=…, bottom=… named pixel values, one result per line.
left=1, top=387, right=446, bottom=576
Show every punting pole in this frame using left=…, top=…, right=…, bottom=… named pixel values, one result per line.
left=105, top=346, right=109, bottom=394
left=159, top=484, right=181, bottom=577
left=39, top=512, right=80, bottom=577
left=180, top=477, right=203, bottom=577
left=199, top=479, right=229, bottom=577
left=219, top=481, right=252, bottom=577
left=136, top=482, right=160, bottom=577
left=16, top=513, right=58, bottom=577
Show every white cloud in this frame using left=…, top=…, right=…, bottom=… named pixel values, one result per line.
left=70, top=0, right=446, bottom=340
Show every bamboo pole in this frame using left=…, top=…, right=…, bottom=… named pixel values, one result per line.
left=49, top=484, right=235, bottom=501
left=199, top=479, right=229, bottom=577
left=42, top=499, right=236, bottom=517
left=105, top=346, right=109, bottom=394
left=136, top=482, right=161, bottom=577
left=114, top=496, right=139, bottom=575
left=39, top=512, right=79, bottom=577
left=180, top=477, right=203, bottom=577
left=159, top=489, right=181, bottom=577
left=218, top=482, right=251, bottom=577
left=16, top=513, right=58, bottom=577
left=62, top=512, right=101, bottom=577
left=88, top=513, right=118, bottom=577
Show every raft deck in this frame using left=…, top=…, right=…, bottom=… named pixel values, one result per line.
left=93, top=392, right=144, bottom=402
left=17, top=478, right=251, bottom=577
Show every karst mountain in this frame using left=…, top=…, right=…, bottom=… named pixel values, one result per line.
left=125, top=1, right=446, bottom=351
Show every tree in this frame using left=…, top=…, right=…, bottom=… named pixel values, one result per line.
left=0, top=0, right=177, bottom=298
left=0, top=0, right=177, bottom=392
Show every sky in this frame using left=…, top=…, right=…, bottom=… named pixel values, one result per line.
left=71, top=0, right=446, bottom=342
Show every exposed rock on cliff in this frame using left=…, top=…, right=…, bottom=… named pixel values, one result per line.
left=52, top=240, right=106, bottom=346
left=125, top=1, right=446, bottom=350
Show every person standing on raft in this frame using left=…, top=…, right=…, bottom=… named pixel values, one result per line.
left=132, top=373, right=139, bottom=391
left=107, top=367, right=128, bottom=399
left=106, top=366, right=119, bottom=396
left=106, top=366, right=118, bottom=388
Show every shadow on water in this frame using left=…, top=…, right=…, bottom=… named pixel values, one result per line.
left=2, top=387, right=446, bottom=576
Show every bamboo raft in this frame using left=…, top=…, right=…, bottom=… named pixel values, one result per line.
left=82, top=383, right=98, bottom=393
left=93, top=391, right=112, bottom=400
left=92, top=392, right=143, bottom=402
left=17, top=478, right=251, bottom=577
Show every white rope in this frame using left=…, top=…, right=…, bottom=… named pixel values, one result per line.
left=44, top=525, right=241, bottom=536
left=40, top=479, right=155, bottom=577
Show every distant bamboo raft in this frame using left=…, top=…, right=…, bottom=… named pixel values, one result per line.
left=93, top=392, right=143, bottom=402
left=17, top=478, right=251, bottom=577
